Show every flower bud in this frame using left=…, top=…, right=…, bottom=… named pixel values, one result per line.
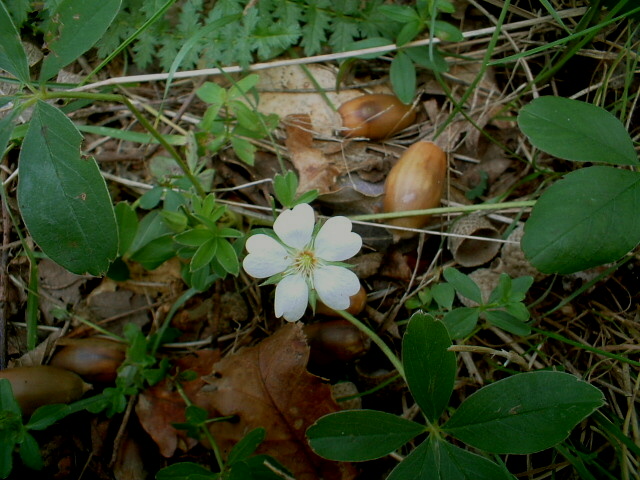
left=0, top=365, right=91, bottom=415
left=383, top=141, right=447, bottom=240
left=338, top=94, right=416, bottom=139
left=50, top=338, right=126, bottom=383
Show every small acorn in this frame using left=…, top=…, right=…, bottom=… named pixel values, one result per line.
left=0, top=365, right=91, bottom=415
left=304, top=320, right=371, bottom=365
left=338, top=94, right=416, bottom=139
left=50, top=337, right=126, bottom=383
left=316, top=285, right=367, bottom=317
left=383, top=141, right=447, bottom=240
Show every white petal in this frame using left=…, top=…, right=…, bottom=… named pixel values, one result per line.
left=243, top=234, right=290, bottom=278
left=274, top=203, right=315, bottom=249
left=314, top=216, right=362, bottom=261
left=275, top=274, right=309, bottom=322
left=313, top=265, right=360, bottom=310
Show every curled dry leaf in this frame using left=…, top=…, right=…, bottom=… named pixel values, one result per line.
left=197, top=323, right=357, bottom=480
left=284, top=114, right=340, bottom=195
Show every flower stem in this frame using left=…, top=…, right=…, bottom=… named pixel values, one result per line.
left=337, top=310, right=405, bottom=380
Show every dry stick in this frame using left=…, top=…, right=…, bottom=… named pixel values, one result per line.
left=67, top=8, right=588, bottom=93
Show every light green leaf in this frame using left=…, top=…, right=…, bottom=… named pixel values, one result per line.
left=190, top=238, right=218, bottom=271
left=522, top=166, right=640, bottom=274
left=387, top=437, right=514, bottom=480
left=518, top=97, right=637, bottom=166
left=216, top=239, right=240, bottom=275
left=390, top=51, right=416, bottom=105
left=307, top=410, right=425, bottom=462
left=443, top=371, right=605, bottom=454
left=17, top=101, right=117, bottom=275
left=0, top=1, right=29, bottom=83
left=39, top=0, right=122, bottom=81
left=230, top=136, right=256, bottom=165
left=443, top=268, right=482, bottom=304
left=402, top=313, right=455, bottom=422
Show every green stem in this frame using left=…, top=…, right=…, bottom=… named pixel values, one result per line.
left=337, top=310, right=405, bottom=379
left=349, top=200, right=536, bottom=222
left=42, top=91, right=205, bottom=196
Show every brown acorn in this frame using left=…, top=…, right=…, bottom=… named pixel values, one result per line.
left=304, top=320, right=370, bottom=365
left=338, top=94, right=416, bottom=139
left=316, top=285, right=367, bottom=317
left=383, top=141, right=447, bottom=240
left=50, top=337, right=126, bottom=383
left=0, top=365, right=91, bottom=415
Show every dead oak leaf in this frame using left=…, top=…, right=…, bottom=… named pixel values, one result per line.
left=196, top=322, right=357, bottom=480
left=285, top=114, right=340, bottom=195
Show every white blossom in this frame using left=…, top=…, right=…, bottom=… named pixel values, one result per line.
left=243, top=203, right=362, bottom=322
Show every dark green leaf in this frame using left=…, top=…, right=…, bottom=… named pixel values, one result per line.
left=307, top=410, right=425, bottom=461
left=114, top=202, right=138, bottom=255
left=0, top=378, right=21, bottom=414
left=26, top=404, right=69, bottom=431
left=39, top=0, right=122, bottom=81
left=431, top=283, right=454, bottom=309
left=522, top=166, right=640, bottom=274
left=402, top=313, right=455, bottom=422
left=432, top=20, right=464, bottom=42
left=484, top=310, right=530, bottom=336
left=390, top=51, right=416, bottom=105
left=138, top=186, right=164, bottom=210
left=443, top=371, right=605, bottom=454
left=129, top=234, right=175, bottom=270
left=405, top=46, right=449, bottom=72
left=190, top=238, right=217, bottom=271
left=396, top=20, right=423, bottom=46
left=175, top=229, right=214, bottom=247
left=18, top=433, right=42, bottom=471
left=343, top=37, right=391, bottom=59
left=378, top=5, right=419, bottom=23
left=156, top=462, right=216, bottom=480
left=443, top=268, right=483, bottom=304
left=518, top=97, right=637, bottom=166
left=0, top=432, right=14, bottom=479
left=442, top=308, right=479, bottom=339
left=387, top=437, right=514, bottom=480
left=17, top=101, right=118, bottom=275
left=216, top=239, right=240, bottom=275
left=228, top=428, right=266, bottom=465
left=130, top=211, right=172, bottom=253
left=0, top=1, right=30, bottom=83
left=230, top=137, right=256, bottom=165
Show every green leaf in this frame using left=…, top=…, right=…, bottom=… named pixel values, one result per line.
left=26, top=404, right=69, bottom=431
left=518, top=97, right=637, bottom=166
left=0, top=1, right=29, bottom=83
left=273, top=170, right=298, bottom=208
left=402, top=313, right=455, bottom=422
left=343, top=37, right=391, bottom=59
left=156, top=462, right=216, bottom=480
left=396, top=19, right=423, bottom=46
left=443, top=371, right=605, bottom=454
left=114, top=202, right=138, bottom=255
left=18, top=432, right=42, bottom=471
left=227, top=428, right=265, bottom=465
left=230, top=136, right=256, bottom=165
left=216, top=239, right=240, bottom=275
left=0, top=378, right=21, bottom=414
left=17, top=101, right=118, bottom=275
left=175, top=229, right=214, bottom=247
left=405, top=46, right=449, bottom=73
left=387, top=437, right=514, bottom=480
left=39, top=0, right=122, bottom=81
left=442, top=308, right=479, bottom=339
left=129, top=234, right=175, bottom=270
left=432, top=20, right=464, bottom=42
left=521, top=166, right=640, bottom=274
left=483, top=310, right=530, bottom=336
left=443, top=268, right=483, bottom=304
left=191, top=238, right=218, bottom=271
left=431, top=283, right=455, bottom=309
left=0, top=431, right=14, bottom=479
left=390, top=51, right=416, bottom=105
left=307, top=410, right=425, bottom=462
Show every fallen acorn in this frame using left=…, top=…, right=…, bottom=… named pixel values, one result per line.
left=338, top=94, right=416, bottom=140
left=383, top=141, right=447, bottom=240
left=50, top=337, right=126, bottom=383
left=316, top=284, right=367, bottom=317
left=0, top=365, right=91, bottom=415
left=304, top=320, right=371, bottom=365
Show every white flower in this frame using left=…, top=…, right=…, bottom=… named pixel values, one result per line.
left=243, top=203, right=362, bottom=322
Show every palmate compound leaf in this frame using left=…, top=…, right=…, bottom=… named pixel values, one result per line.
left=518, top=96, right=637, bottom=166
left=402, top=313, right=456, bottom=422
left=521, top=166, right=640, bottom=274
left=442, top=371, right=605, bottom=454
left=386, top=436, right=515, bottom=480
left=17, top=101, right=118, bottom=275
left=307, top=410, right=425, bottom=462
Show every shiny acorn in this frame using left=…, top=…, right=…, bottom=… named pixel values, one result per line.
left=338, top=94, right=416, bottom=139
left=304, top=320, right=371, bottom=365
left=50, top=337, right=126, bottom=383
left=0, top=365, right=91, bottom=415
left=383, top=141, right=447, bottom=240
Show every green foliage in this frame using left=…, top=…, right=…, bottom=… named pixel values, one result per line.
left=405, top=268, right=533, bottom=339
left=196, top=75, right=278, bottom=166
left=272, top=170, right=318, bottom=209
left=307, top=313, right=605, bottom=480
left=518, top=96, right=640, bottom=274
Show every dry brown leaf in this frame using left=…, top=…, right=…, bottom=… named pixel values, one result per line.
left=284, top=114, right=340, bottom=195
left=136, top=349, right=221, bottom=457
left=197, top=323, right=357, bottom=480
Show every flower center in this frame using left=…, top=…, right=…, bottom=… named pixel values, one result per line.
left=293, top=250, right=318, bottom=277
